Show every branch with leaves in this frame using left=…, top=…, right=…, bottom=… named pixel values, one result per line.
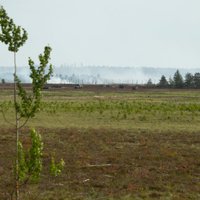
left=15, top=46, right=53, bottom=120
left=0, top=6, right=27, bottom=52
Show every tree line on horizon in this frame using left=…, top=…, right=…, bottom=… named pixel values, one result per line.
left=147, top=70, right=200, bottom=89
left=1, top=69, right=200, bottom=88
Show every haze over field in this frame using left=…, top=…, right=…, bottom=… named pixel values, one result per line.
left=1, top=66, right=200, bottom=84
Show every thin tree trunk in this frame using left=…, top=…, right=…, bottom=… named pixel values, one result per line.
left=14, top=51, right=19, bottom=200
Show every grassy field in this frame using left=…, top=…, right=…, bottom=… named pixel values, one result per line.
left=0, top=87, right=200, bottom=199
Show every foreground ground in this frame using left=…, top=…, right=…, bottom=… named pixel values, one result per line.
left=0, top=87, right=200, bottom=199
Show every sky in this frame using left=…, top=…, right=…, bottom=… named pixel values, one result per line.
left=1, top=0, right=200, bottom=68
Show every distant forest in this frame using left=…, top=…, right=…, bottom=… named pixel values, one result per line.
left=1, top=66, right=200, bottom=87
left=149, top=70, right=200, bottom=89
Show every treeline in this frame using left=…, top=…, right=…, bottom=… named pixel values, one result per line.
left=1, top=69, right=200, bottom=88
left=147, top=70, right=200, bottom=89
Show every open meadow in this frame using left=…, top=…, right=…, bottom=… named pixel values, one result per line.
left=0, top=85, right=200, bottom=199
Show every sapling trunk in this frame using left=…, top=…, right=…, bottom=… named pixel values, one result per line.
left=14, top=51, right=20, bottom=200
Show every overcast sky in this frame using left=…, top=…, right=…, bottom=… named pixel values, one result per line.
left=1, top=0, right=200, bottom=68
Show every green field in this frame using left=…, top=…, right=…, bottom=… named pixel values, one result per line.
left=0, top=88, right=200, bottom=199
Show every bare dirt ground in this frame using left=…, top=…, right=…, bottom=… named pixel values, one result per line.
left=0, top=127, right=200, bottom=199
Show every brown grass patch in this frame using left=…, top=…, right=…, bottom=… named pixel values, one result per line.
left=0, top=127, right=200, bottom=199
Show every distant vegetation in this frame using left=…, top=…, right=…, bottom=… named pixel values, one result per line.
left=151, top=70, right=200, bottom=89
left=1, top=67, right=200, bottom=89
left=1, top=78, right=5, bottom=84
left=1, top=66, right=200, bottom=85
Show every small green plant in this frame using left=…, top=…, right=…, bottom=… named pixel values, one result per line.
left=18, top=129, right=43, bottom=182
left=27, top=129, right=44, bottom=181
left=50, top=157, right=65, bottom=177
left=18, top=142, right=28, bottom=182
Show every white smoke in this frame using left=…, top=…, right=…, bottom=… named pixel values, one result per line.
left=1, top=65, right=200, bottom=84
